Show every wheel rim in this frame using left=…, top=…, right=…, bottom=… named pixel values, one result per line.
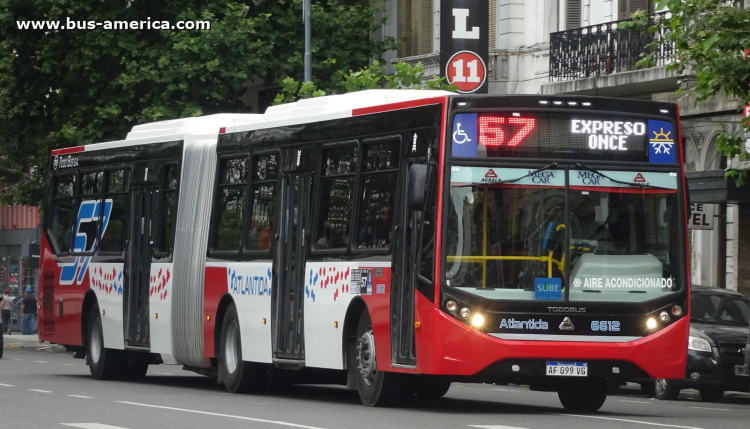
left=224, top=320, right=240, bottom=375
left=656, top=379, right=667, bottom=395
left=90, top=318, right=102, bottom=365
left=356, top=328, right=377, bottom=386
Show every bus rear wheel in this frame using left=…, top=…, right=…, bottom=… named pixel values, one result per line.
left=557, top=379, right=608, bottom=412
left=219, top=303, right=267, bottom=394
left=354, top=312, right=403, bottom=407
left=87, top=304, right=124, bottom=380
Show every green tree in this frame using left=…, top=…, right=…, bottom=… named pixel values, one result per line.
left=272, top=60, right=457, bottom=105
left=620, top=1, right=750, bottom=185
left=0, top=0, right=394, bottom=206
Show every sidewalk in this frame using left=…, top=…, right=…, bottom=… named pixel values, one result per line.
left=3, top=333, right=67, bottom=353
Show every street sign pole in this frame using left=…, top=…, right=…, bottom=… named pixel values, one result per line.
left=303, top=0, right=312, bottom=83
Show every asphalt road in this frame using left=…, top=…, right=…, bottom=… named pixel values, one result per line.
left=2, top=348, right=750, bottom=429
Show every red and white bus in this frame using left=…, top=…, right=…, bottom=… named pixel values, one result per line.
left=39, top=90, right=689, bottom=411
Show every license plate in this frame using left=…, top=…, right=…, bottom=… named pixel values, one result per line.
left=546, top=361, right=588, bottom=377
left=735, top=365, right=748, bottom=377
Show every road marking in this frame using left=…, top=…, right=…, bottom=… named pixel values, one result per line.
left=0, top=383, right=15, bottom=387
left=62, top=363, right=75, bottom=366
left=469, top=426, right=529, bottom=429
left=9, top=358, right=21, bottom=361
left=688, top=406, right=728, bottom=411
left=619, top=399, right=653, bottom=404
left=556, top=413, right=704, bottom=429
left=62, top=424, right=130, bottom=429
left=68, top=395, right=94, bottom=399
left=35, top=360, right=49, bottom=363
left=117, top=401, right=327, bottom=429
left=154, top=372, right=172, bottom=375
left=30, top=389, right=52, bottom=393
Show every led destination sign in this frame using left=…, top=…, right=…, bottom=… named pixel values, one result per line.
left=451, top=112, right=676, bottom=163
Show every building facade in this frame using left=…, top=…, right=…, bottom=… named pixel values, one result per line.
left=383, top=0, right=750, bottom=294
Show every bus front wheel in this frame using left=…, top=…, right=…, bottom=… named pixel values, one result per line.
left=557, top=379, right=608, bottom=412
left=355, top=312, right=403, bottom=407
left=219, top=303, right=267, bottom=394
left=87, top=304, right=124, bottom=380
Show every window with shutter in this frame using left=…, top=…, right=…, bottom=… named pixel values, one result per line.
left=397, top=0, right=413, bottom=58
left=411, top=0, right=433, bottom=55
left=566, top=0, right=581, bottom=29
left=618, top=0, right=654, bottom=20
left=489, top=0, right=496, bottom=50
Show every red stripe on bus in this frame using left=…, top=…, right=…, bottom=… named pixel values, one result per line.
left=676, top=104, right=692, bottom=307
left=352, top=96, right=447, bottom=116
left=51, top=146, right=85, bottom=155
left=434, top=96, right=449, bottom=305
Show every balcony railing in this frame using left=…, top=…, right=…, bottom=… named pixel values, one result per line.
left=549, top=12, right=674, bottom=82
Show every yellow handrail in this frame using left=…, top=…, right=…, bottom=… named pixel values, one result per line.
left=447, top=254, right=565, bottom=274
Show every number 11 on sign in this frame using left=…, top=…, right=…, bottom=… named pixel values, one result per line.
left=446, top=50, right=487, bottom=93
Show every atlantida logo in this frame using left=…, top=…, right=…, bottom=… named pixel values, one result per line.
left=499, top=318, right=549, bottom=330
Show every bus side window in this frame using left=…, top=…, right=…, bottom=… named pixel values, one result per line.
left=316, top=145, right=357, bottom=250
left=157, top=165, right=178, bottom=253
left=357, top=140, right=399, bottom=249
left=50, top=174, right=77, bottom=254
left=214, top=157, right=247, bottom=251
left=247, top=154, right=278, bottom=251
left=100, top=169, right=130, bottom=253
left=72, top=171, right=104, bottom=255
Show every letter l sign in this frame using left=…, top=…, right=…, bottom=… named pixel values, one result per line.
left=452, top=8, right=479, bottom=39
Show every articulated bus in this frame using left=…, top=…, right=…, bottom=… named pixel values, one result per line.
left=39, top=90, right=689, bottom=411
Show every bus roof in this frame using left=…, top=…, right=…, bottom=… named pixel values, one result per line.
left=50, top=90, right=452, bottom=156
left=51, top=113, right=261, bottom=156
left=223, top=89, right=452, bottom=134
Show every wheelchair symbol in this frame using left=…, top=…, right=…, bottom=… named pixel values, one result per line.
left=453, top=123, right=471, bottom=145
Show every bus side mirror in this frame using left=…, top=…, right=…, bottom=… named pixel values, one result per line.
left=407, top=164, right=428, bottom=211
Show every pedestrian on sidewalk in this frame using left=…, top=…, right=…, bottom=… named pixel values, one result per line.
left=0, top=289, right=11, bottom=334
left=20, top=288, right=37, bottom=335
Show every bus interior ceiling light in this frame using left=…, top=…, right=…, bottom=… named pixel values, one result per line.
left=471, top=313, right=485, bottom=328
left=646, top=317, right=657, bottom=330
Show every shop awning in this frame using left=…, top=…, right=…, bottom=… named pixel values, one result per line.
left=686, top=170, right=750, bottom=204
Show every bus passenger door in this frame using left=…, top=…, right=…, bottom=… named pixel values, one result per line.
left=124, top=183, right=156, bottom=348
left=272, top=171, right=312, bottom=362
left=391, top=159, right=421, bottom=367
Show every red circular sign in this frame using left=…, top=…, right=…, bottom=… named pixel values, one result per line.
left=446, top=50, right=486, bottom=93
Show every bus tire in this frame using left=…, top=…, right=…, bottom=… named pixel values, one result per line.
left=86, top=304, right=124, bottom=380
left=557, top=379, right=608, bottom=412
left=654, top=379, right=680, bottom=400
left=124, top=354, right=150, bottom=381
left=413, top=377, right=451, bottom=398
left=355, top=312, right=403, bottom=407
left=219, top=303, right=267, bottom=394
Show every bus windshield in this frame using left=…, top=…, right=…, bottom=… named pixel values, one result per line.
left=444, top=166, right=683, bottom=303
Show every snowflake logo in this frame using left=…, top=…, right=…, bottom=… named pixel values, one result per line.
left=573, top=278, right=582, bottom=287
left=650, top=128, right=674, bottom=155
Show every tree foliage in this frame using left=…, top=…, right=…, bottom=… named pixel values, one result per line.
left=0, top=0, right=394, bottom=206
left=272, top=60, right=457, bottom=105
left=620, top=1, right=750, bottom=186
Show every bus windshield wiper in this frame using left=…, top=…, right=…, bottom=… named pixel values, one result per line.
left=574, top=163, right=674, bottom=191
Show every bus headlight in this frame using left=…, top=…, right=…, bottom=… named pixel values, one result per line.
left=688, top=336, right=711, bottom=352
left=471, top=313, right=485, bottom=328
left=460, top=307, right=471, bottom=318
left=446, top=300, right=458, bottom=312
left=646, top=318, right=657, bottom=330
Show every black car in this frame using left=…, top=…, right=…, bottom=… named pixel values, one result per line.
left=654, top=286, right=749, bottom=401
